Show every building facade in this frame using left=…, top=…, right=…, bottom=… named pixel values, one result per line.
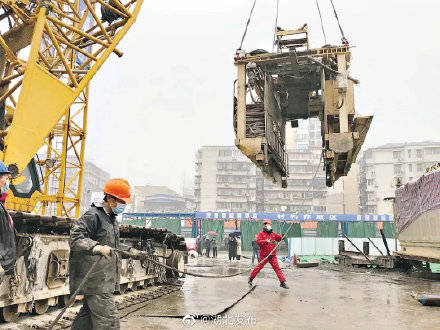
left=127, top=185, right=195, bottom=213
left=358, top=141, right=440, bottom=214
left=80, top=161, right=111, bottom=214
left=195, top=145, right=333, bottom=213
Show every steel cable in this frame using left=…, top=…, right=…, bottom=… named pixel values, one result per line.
left=329, top=0, right=348, bottom=43
left=315, top=0, right=327, bottom=44
left=272, top=0, right=279, bottom=52
left=238, top=0, right=257, bottom=50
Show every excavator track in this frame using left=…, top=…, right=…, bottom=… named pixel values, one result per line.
left=0, top=212, right=187, bottom=325
left=0, top=282, right=183, bottom=329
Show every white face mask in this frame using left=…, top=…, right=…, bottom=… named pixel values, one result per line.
left=266, top=225, right=272, bottom=231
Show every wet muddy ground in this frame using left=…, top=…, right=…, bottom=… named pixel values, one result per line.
left=122, top=252, right=440, bottom=329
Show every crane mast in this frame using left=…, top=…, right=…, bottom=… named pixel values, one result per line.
left=0, top=0, right=143, bottom=216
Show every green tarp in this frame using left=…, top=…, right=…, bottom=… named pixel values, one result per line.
left=317, top=222, right=339, bottom=237
left=201, top=221, right=224, bottom=245
left=151, top=218, right=181, bottom=235
left=240, top=221, right=300, bottom=251
left=341, top=222, right=377, bottom=238
left=382, top=222, right=395, bottom=238
left=120, top=219, right=146, bottom=227
left=283, top=222, right=302, bottom=238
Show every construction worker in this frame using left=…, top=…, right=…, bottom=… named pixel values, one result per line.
left=248, top=219, right=289, bottom=289
left=251, top=235, right=259, bottom=264
left=0, top=162, right=14, bottom=284
left=70, top=178, right=144, bottom=330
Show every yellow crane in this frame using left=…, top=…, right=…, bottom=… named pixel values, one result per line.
left=0, top=0, right=143, bottom=217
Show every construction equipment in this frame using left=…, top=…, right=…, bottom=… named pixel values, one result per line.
left=0, top=0, right=143, bottom=217
left=0, top=0, right=190, bottom=322
left=0, top=211, right=186, bottom=322
left=234, top=24, right=372, bottom=187
left=394, top=167, right=440, bottom=264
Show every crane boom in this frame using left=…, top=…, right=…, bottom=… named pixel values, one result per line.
left=0, top=0, right=144, bottom=215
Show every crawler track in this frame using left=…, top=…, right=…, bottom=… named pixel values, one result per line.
left=0, top=283, right=183, bottom=330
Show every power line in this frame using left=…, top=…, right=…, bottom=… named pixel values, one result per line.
left=238, top=0, right=257, bottom=50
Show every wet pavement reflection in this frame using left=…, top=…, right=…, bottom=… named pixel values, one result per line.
left=121, top=252, right=440, bottom=329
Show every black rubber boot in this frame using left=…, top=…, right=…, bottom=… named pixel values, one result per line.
left=280, top=281, right=289, bottom=289
left=248, top=277, right=253, bottom=286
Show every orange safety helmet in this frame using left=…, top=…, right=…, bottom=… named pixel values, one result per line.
left=263, top=219, right=272, bottom=225
left=103, top=178, right=133, bottom=203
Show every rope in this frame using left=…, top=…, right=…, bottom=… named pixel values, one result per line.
left=329, top=0, right=348, bottom=44
left=49, top=256, right=103, bottom=330
left=144, top=255, right=251, bottom=278
left=304, top=55, right=359, bottom=84
left=122, top=285, right=257, bottom=320
left=238, top=0, right=257, bottom=50
left=118, top=153, right=325, bottom=281
left=247, top=150, right=325, bottom=269
left=272, top=0, right=279, bottom=52
left=315, top=0, right=327, bottom=45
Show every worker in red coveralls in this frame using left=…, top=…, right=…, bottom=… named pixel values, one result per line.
left=248, top=219, right=288, bottom=289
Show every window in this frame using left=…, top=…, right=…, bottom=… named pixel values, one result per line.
left=409, top=177, right=413, bottom=181
left=367, top=179, right=375, bottom=185
left=218, top=150, right=232, bottom=157
left=416, top=149, right=423, bottom=158
left=426, top=147, right=440, bottom=155
left=417, top=163, right=424, bottom=172
left=313, top=206, right=326, bottom=212
left=393, top=151, right=402, bottom=160
left=408, top=164, right=413, bottom=172
left=407, top=149, right=412, bottom=158
left=394, top=164, right=403, bottom=175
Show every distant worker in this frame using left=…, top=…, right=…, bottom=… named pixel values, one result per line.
left=70, top=178, right=146, bottom=329
left=236, top=236, right=242, bottom=260
left=206, top=237, right=211, bottom=258
left=251, top=235, right=260, bottom=264
left=248, top=220, right=288, bottom=289
left=228, top=236, right=237, bottom=261
left=0, top=162, right=14, bottom=284
left=196, top=236, right=202, bottom=255
left=212, top=238, right=218, bottom=258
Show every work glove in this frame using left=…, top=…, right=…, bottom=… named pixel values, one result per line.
left=92, top=245, right=113, bottom=259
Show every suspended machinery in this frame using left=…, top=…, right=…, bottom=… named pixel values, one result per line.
left=233, top=25, right=372, bottom=187
left=0, top=0, right=186, bottom=322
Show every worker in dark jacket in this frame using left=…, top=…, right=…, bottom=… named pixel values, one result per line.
left=70, top=178, right=143, bottom=330
left=248, top=220, right=288, bottom=289
left=251, top=235, right=259, bottom=264
left=0, top=162, right=14, bottom=284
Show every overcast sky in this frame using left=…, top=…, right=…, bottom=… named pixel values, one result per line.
left=85, top=0, right=440, bottom=193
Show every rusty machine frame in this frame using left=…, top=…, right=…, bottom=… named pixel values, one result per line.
left=234, top=25, right=372, bottom=187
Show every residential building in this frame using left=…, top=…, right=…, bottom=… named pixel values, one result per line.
left=195, top=145, right=329, bottom=213
left=195, top=146, right=256, bottom=212
left=195, top=119, right=360, bottom=214
left=358, top=141, right=440, bottom=214
left=80, top=161, right=110, bottom=213
left=326, top=164, right=359, bottom=214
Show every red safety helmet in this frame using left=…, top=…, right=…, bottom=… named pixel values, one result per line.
left=263, top=219, right=272, bottom=225
left=103, top=178, right=133, bottom=203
